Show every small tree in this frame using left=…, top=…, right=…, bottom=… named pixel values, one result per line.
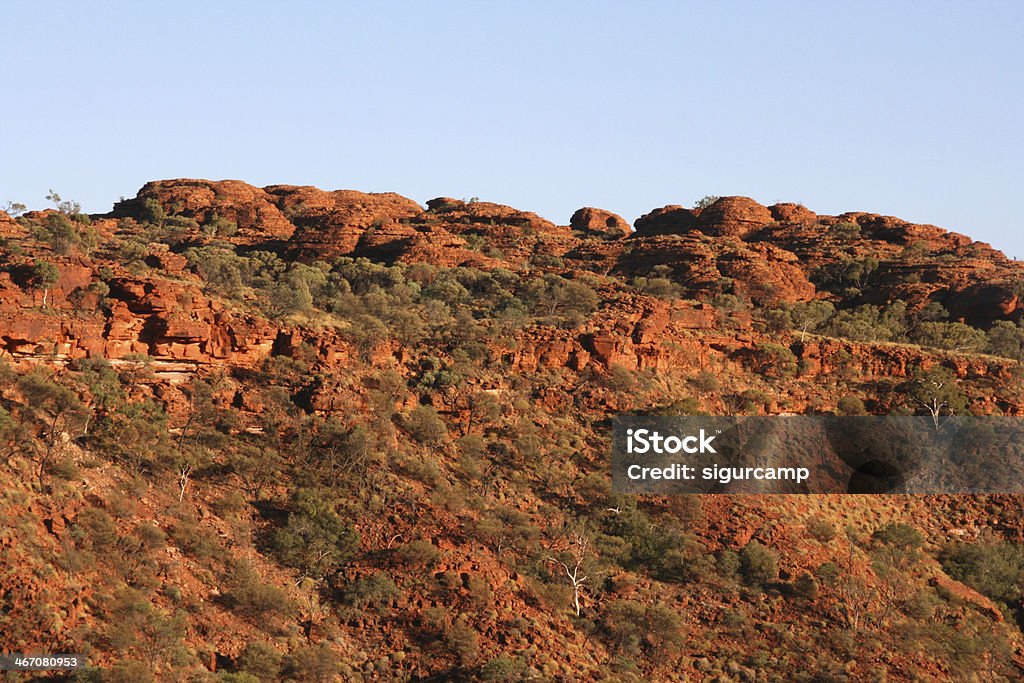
left=871, top=523, right=924, bottom=626
left=906, top=365, right=967, bottom=427
left=31, top=261, right=60, bottom=307
left=694, top=195, right=721, bottom=210
left=911, top=321, right=987, bottom=352
left=791, top=300, right=836, bottom=340
left=988, top=320, right=1024, bottom=361
left=16, top=371, right=89, bottom=488
left=46, top=189, right=82, bottom=215
left=443, top=618, right=481, bottom=666
left=402, top=404, right=448, bottom=445
left=269, top=488, right=359, bottom=580
left=2, top=200, right=27, bottom=217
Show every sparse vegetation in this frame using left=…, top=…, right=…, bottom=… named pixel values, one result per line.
left=1, top=181, right=1022, bottom=679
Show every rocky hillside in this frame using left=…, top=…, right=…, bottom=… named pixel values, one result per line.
left=2, top=181, right=1024, bottom=681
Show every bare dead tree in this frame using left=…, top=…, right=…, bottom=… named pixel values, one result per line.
left=177, top=461, right=193, bottom=502
left=545, top=532, right=591, bottom=617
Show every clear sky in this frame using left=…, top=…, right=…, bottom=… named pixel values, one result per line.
left=2, top=2, right=1022, bottom=255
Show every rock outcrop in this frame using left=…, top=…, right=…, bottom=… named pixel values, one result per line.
left=272, top=186, right=424, bottom=259
left=634, top=196, right=775, bottom=239
left=114, top=179, right=296, bottom=243
left=570, top=207, right=631, bottom=237
left=696, top=196, right=775, bottom=238
left=633, top=205, right=700, bottom=235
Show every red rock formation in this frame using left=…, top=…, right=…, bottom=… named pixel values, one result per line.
left=425, top=198, right=568, bottom=237
left=0, top=211, right=23, bottom=238
left=269, top=186, right=423, bottom=259
left=697, top=196, right=775, bottom=238
left=634, top=196, right=774, bottom=240
left=570, top=207, right=631, bottom=237
left=633, top=205, right=700, bottom=235
left=116, top=179, right=296, bottom=243
left=769, top=202, right=817, bottom=224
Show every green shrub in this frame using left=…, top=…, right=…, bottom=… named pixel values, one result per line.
left=691, top=371, right=720, bottom=393
left=656, top=536, right=714, bottom=583
left=340, top=572, right=401, bottom=612
left=236, top=641, right=283, bottom=682
left=168, top=516, right=220, bottom=560
left=910, top=321, right=987, bottom=352
left=664, top=495, right=703, bottom=524
left=444, top=618, right=480, bottom=665
left=72, top=506, right=119, bottom=550
left=479, top=654, right=525, bottom=682
left=105, top=660, right=155, bottom=683
left=466, top=574, right=494, bottom=608
left=987, top=320, right=1024, bottom=360
left=601, top=506, right=674, bottom=570
left=604, top=364, right=638, bottom=392
left=203, top=212, right=238, bottom=237
left=402, top=404, right=448, bottom=445
left=813, top=562, right=841, bottom=586
left=822, top=302, right=908, bottom=342
left=224, top=560, right=294, bottom=620
left=268, top=489, right=359, bottom=579
left=750, top=343, right=798, bottom=377
left=940, top=541, right=1024, bottom=608
left=600, top=600, right=684, bottom=657
left=872, top=522, right=925, bottom=570
left=716, top=550, right=741, bottom=579
left=396, top=540, right=441, bottom=568
left=283, top=644, right=340, bottom=682
left=792, top=572, right=819, bottom=600
left=872, top=522, right=923, bottom=550
left=104, top=588, right=185, bottom=662
left=217, top=674, right=260, bottom=683
left=634, top=276, right=682, bottom=298
left=829, top=221, right=861, bottom=240
left=739, top=541, right=778, bottom=586
left=807, top=515, right=838, bottom=543
left=836, top=395, right=867, bottom=416
left=136, top=198, right=167, bottom=223
left=719, top=608, right=747, bottom=628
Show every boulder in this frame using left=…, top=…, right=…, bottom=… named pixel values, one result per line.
left=770, top=202, right=817, bottom=224
left=570, top=207, right=631, bottom=237
left=698, top=196, right=774, bottom=238
left=633, top=205, right=700, bottom=235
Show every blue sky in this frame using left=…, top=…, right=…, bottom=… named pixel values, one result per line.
left=2, top=2, right=1022, bottom=255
